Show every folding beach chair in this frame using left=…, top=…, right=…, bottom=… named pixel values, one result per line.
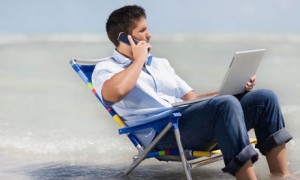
left=70, top=58, right=257, bottom=180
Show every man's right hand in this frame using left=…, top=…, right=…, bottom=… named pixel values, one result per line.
left=128, top=35, right=151, bottom=64
left=102, top=35, right=151, bottom=103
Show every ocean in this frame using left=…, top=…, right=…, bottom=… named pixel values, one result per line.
left=0, top=33, right=299, bottom=179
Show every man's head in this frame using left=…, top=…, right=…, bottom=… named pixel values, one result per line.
left=106, top=5, right=147, bottom=47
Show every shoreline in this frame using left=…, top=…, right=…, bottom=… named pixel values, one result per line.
left=1, top=33, right=300, bottom=45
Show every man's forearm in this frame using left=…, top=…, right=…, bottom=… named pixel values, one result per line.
left=102, top=60, right=145, bottom=102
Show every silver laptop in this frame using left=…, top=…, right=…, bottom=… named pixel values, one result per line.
left=172, top=49, right=266, bottom=107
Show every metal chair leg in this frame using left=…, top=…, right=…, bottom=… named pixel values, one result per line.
left=124, top=122, right=173, bottom=175
left=173, top=126, right=192, bottom=180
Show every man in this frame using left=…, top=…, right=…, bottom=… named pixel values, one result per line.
left=92, top=5, right=292, bottom=179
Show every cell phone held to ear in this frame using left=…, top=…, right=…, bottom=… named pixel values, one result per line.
left=117, top=32, right=139, bottom=46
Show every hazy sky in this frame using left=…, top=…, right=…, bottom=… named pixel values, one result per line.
left=0, top=0, right=299, bottom=34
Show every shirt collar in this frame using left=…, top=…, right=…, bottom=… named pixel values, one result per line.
left=113, top=49, right=132, bottom=66
left=146, top=55, right=152, bottom=66
left=113, top=49, right=153, bottom=67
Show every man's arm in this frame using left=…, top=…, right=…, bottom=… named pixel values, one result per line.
left=181, top=91, right=219, bottom=101
left=181, top=75, right=256, bottom=101
left=102, top=36, right=151, bottom=103
left=102, top=59, right=144, bottom=102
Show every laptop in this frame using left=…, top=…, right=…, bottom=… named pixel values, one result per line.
left=172, top=49, right=266, bottom=107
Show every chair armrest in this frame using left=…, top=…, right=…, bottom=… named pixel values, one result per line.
left=118, top=112, right=181, bottom=135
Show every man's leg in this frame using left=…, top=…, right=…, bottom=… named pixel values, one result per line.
left=239, top=89, right=292, bottom=176
left=179, top=95, right=258, bottom=176
left=266, top=144, right=289, bottom=176
left=156, top=95, right=258, bottom=176
left=235, top=160, right=257, bottom=180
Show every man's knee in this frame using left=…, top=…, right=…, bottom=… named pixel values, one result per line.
left=213, top=95, right=241, bottom=110
left=253, top=89, right=278, bottom=102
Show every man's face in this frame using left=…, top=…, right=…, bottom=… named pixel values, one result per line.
left=131, top=17, right=151, bottom=43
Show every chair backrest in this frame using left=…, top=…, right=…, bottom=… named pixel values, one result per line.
left=70, top=58, right=125, bottom=127
left=70, top=58, right=144, bottom=148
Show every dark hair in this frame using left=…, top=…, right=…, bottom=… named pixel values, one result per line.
left=106, top=5, right=146, bottom=47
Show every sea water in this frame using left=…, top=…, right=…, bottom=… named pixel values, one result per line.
left=0, top=34, right=299, bottom=179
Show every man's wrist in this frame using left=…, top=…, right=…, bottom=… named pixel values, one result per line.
left=132, top=58, right=146, bottom=66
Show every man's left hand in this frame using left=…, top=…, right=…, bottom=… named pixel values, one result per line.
left=245, top=75, right=256, bottom=92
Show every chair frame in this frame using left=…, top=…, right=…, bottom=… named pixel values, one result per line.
left=70, top=58, right=256, bottom=180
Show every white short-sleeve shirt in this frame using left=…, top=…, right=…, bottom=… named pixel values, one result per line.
left=92, top=50, right=193, bottom=127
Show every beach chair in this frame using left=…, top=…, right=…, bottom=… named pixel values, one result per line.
left=70, top=58, right=257, bottom=180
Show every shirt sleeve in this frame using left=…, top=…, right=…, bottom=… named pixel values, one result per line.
left=91, top=61, right=122, bottom=106
left=174, top=74, right=193, bottom=98
left=162, top=58, right=193, bottom=98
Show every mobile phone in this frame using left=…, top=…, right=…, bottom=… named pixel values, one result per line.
left=117, top=32, right=139, bottom=46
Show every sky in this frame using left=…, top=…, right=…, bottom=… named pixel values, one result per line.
left=0, top=0, right=299, bottom=34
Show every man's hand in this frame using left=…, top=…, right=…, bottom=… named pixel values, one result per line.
left=245, top=75, right=256, bottom=92
left=128, top=35, right=151, bottom=64
left=102, top=35, right=152, bottom=103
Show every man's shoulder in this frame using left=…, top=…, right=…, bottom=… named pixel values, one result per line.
left=94, top=57, right=118, bottom=68
left=151, top=56, right=172, bottom=68
left=95, top=56, right=114, bottom=64
left=152, top=56, right=169, bottom=64
left=93, top=56, right=125, bottom=77
left=152, top=56, right=167, bottom=61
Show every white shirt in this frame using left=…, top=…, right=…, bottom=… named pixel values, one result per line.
left=92, top=50, right=193, bottom=127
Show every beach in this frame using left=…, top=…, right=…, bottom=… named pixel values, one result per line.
left=0, top=33, right=299, bottom=179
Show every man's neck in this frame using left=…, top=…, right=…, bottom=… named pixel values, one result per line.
left=116, top=46, right=133, bottom=60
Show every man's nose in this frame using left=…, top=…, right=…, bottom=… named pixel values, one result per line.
left=147, top=31, right=151, bottom=38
